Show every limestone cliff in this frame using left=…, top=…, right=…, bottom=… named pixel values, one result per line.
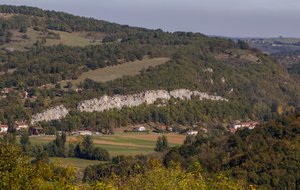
left=31, top=105, right=69, bottom=124
left=77, top=89, right=228, bottom=113
left=31, top=89, right=228, bottom=124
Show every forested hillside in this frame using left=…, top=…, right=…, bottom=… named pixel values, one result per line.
left=0, top=5, right=299, bottom=131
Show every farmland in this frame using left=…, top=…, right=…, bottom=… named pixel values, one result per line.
left=20, top=133, right=185, bottom=157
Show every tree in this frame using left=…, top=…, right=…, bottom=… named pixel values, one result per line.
left=50, top=91, right=55, bottom=99
left=67, top=81, right=73, bottom=89
left=32, top=151, right=50, bottom=164
left=55, top=83, right=61, bottom=89
left=0, top=132, right=16, bottom=144
left=20, top=26, right=27, bottom=33
left=20, top=133, right=30, bottom=146
left=162, top=135, right=168, bottom=150
left=44, top=97, right=48, bottom=107
left=155, top=136, right=165, bottom=152
left=0, top=142, right=51, bottom=189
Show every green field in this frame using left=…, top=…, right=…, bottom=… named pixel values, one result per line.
left=94, top=145, right=155, bottom=156
left=19, top=134, right=171, bottom=157
left=48, top=57, right=170, bottom=88
left=3, top=28, right=103, bottom=51
left=92, top=135, right=179, bottom=147
left=49, top=157, right=104, bottom=169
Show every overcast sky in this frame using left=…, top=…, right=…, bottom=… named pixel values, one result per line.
left=2, top=0, right=300, bottom=38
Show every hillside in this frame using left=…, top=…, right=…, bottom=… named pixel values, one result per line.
left=232, top=37, right=300, bottom=54
left=162, top=111, right=300, bottom=189
left=0, top=5, right=299, bottom=131
left=2, top=4, right=300, bottom=190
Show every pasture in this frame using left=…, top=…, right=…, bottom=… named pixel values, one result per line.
left=48, top=57, right=170, bottom=88
left=3, top=28, right=103, bottom=51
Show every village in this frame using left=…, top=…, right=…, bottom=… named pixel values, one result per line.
left=0, top=119, right=260, bottom=137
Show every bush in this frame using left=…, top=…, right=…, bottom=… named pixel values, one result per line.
left=20, top=26, right=27, bottom=33
left=21, top=34, right=29, bottom=39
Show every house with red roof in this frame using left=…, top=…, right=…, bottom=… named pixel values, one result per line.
left=228, top=128, right=237, bottom=133
left=157, top=125, right=166, bottom=130
left=0, top=125, right=8, bottom=133
left=15, top=122, right=28, bottom=130
left=199, top=127, right=207, bottom=133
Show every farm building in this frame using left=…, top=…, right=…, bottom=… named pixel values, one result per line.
left=187, top=130, right=198, bottom=135
left=31, top=127, right=43, bottom=135
left=134, top=126, right=146, bottom=131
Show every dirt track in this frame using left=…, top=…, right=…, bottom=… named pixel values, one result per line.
left=122, top=134, right=186, bottom=144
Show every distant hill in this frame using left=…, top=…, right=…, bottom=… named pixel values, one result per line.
left=231, top=37, right=300, bottom=55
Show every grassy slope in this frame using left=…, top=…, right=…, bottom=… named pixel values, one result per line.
left=4, top=28, right=102, bottom=51
left=48, top=57, right=170, bottom=88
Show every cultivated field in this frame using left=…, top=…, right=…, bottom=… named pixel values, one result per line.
left=28, top=133, right=185, bottom=157
left=122, top=134, right=186, bottom=144
left=48, top=57, right=170, bottom=88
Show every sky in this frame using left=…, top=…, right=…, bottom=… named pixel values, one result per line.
left=2, top=0, right=300, bottom=38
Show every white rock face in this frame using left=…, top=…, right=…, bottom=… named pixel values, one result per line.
left=31, top=105, right=69, bottom=124
left=203, top=68, right=213, bottom=72
left=77, top=89, right=228, bottom=112
left=31, top=89, right=228, bottom=124
left=221, top=77, right=225, bottom=83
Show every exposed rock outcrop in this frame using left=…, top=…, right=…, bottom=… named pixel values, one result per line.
left=203, top=68, right=213, bottom=72
left=77, top=89, right=228, bottom=113
left=31, top=105, right=69, bottom=124
left=31, top=89, right=228, bottom=124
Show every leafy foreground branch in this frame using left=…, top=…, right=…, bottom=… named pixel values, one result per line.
left=0, top=142, right=254, bottom=190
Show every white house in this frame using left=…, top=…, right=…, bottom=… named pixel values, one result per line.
left=78, top=130, right=92, bottom=135
left=233, top=121, right=259, bottom=130
left=0, top=125, right=8, bottom=133
left=134, top=126, right=146, bottom=131
left=16, top=122, right=28, bottom=129
left=233, top=123, right=242, bottom=129
left=187, top=130, right=198, bottom=135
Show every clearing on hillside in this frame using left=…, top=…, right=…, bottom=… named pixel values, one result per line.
left=2, top=28, right=104, bottom=51
left=49, top=57, right=170, bottom=88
